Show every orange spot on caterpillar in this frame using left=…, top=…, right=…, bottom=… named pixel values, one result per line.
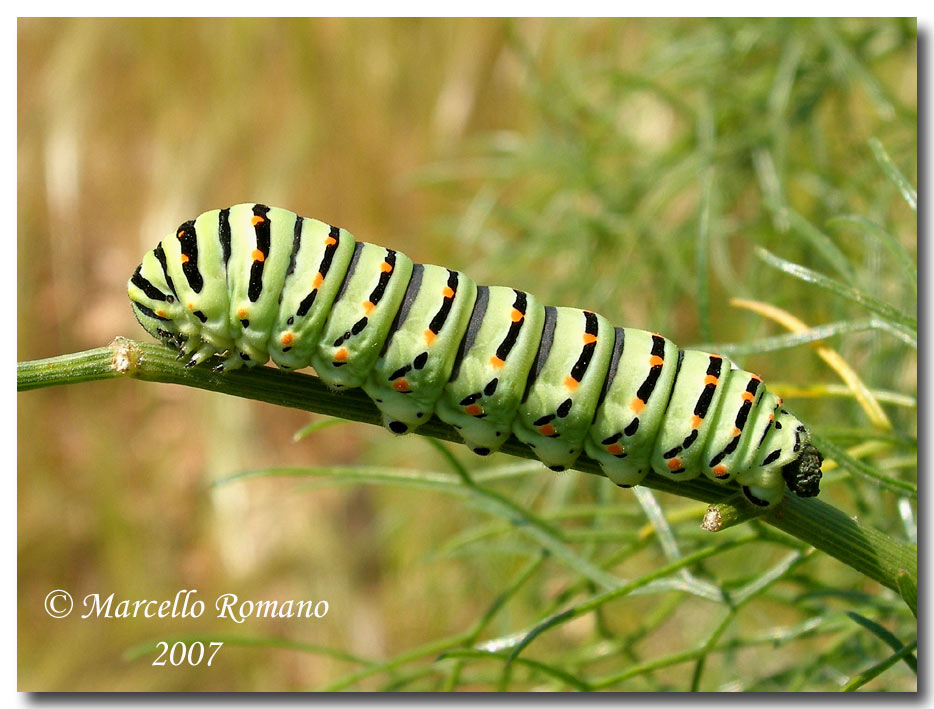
left=691, top=415, right=703, bottom=429
left=393, top=378, right=410, bottom=392
left=187, top=303, right=194, bottom=310
left=713, top=465, right=729, bottom=478
left=489, top=356, right=505, bottom=369
left=582, top=333, right=597, bottom=345
left=564, top=375, right=579, bottom=391
left=155, top=310, right=166, bottom=318
left=465, top=404, right=483, bottom=416
left=424, top=329, right=436, bottom=345
left=325, top=236, right=338, bottom=246
left=742, top=392, right=755, bottom=402
left=751, top=374, right=762, bottom=382
left=442, top=286, right=454, bottom=299
left=537, top=424, right=557, bottom=437
left=511, top=309, right=524, bottom=323
left=667, top=457, right=683, bottom=471
left=180, top=253, right=189, bottom=264
left=380, top=262, right=393, bottom=273
left=732, top=427, right=741, bottom=437
left=607, top=443, right=624, bottom=456
left=630, top=398, right=645, bottom=414
left=251, top=215, right=265, bottom=226
left=176, top=229, right=185, bottom=238
left=363, top=301, right=375, bottom=314
left=237, top=308, right=248, bottom=319
left=649, top=355, right=664, bottom=367
left=312, top=272, right=324, bottom=289
left=704, top=375, right=718, bottom=386
left=334, top=348, right=348, bottom=362
left=281, top=332, right=294, bottom=346
left=777, top=397, right=783, bottom=405
left=251, top=249, right=265, bottom=263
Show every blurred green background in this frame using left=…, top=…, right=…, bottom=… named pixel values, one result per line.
left=18, top=18, right=916, bottom=691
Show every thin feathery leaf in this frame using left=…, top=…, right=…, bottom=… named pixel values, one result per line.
left=868, top=138, right=917, bottom=212
left=755, top=248, right=916, bottom=334
left=730, top=298, right=894, bottom=430
left=826, top=215, right=916, bottom=293
left=705, top=316, right=916, bottom=356
left=845, top=612, right=917, bottom=673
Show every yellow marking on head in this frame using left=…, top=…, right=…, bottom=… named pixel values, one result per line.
left=251, top=249, right=265, bottom=263
left=251, top=215, right=265, bottom=226
left=281, top=332, right=294, bottom=346
left=237, top=308, right=248, bottom=319
left=312, top=272, right=324, bottom=289
left=582, top=333, right=597, bottom=345
left=510, top=308, right=523, bottom=323
left=667, top=457, right=683, bottom=471
left=489, top=356, right=505, bottom=369
left=649, top=355, right=664, bottom=367
left=465, top=403, right=483, bottom=416
left=424, top=329, right=436, bottom=345
left=704, top=375, right=718, bottom=386
left=334, top=347, right=348, bottom=362
left=442, top=286, right=455, bottom=299
left=380, top=262, right=393, bottom=273
left=180, top=253, right=189, bottom=264
left=363, top=301, right=375, bottom=314
left=630, top=398, right=645, bottom=414
left=564, top=375, right=579, bottom=391
left=392, top=378, right=410, bottom=392
left=537, top=424, right=557, bottom=437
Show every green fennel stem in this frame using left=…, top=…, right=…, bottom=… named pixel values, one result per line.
left=17, top=337, right=917, bottom=595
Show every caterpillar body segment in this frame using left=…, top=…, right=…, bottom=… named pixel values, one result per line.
left=269, top=217, right=357, bottom=372
left=650, top=350, right=731, bottom=481
left=512, top=307, right=616, bottom=471
left=225, top=204, right=296, bottom=366
left=129, top=203, right=822, bottom=508
left=434, top=286, right=546, bottom=455
left=584, top=329, right=680, bottom=488
left=310, top=242, right=414, bottom=389
left=362, top=264, right=478, bottom=434
left=698, top=370, right=766, bottom=485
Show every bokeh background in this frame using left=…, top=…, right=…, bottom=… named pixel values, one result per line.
left=18, top=18, right=916, bottom=691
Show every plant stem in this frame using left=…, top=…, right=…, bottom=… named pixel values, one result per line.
left=18, top=337, right=917, bottom=594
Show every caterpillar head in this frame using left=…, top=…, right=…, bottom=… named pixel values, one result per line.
left=782, top=442, right=823, bottom=498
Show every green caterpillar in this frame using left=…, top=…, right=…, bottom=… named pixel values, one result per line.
left=128, top=203, right=822, bottom=507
